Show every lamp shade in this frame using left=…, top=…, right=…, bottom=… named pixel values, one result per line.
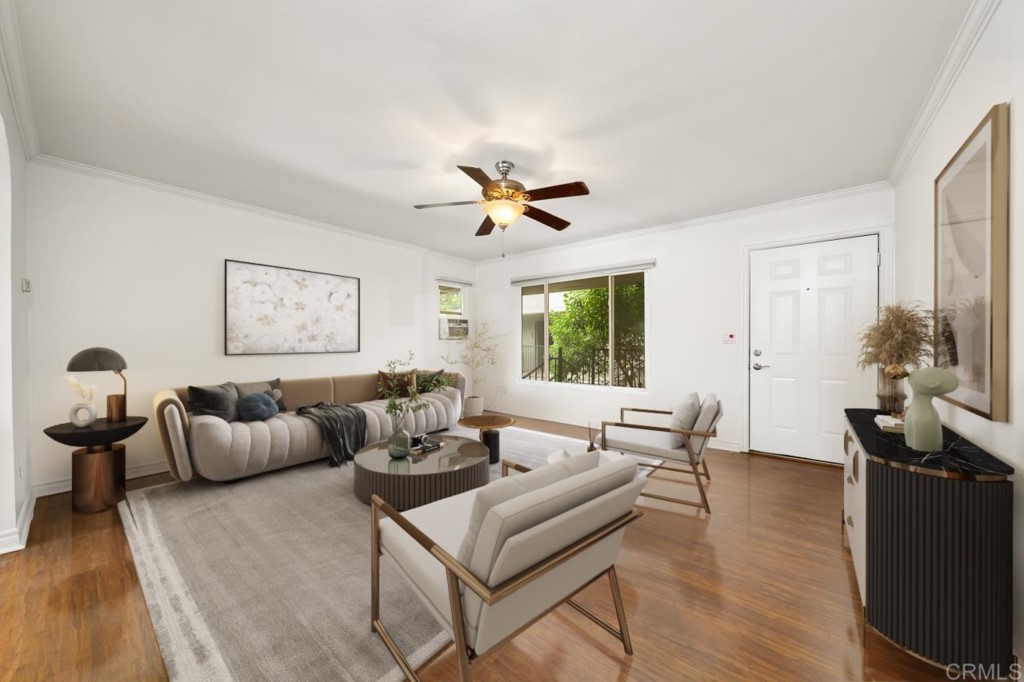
left=482, top=199, right=525, bottom=228
left=66, top=347, right=127, bottom=372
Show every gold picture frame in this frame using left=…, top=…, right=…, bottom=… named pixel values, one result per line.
left=934, top=103, right=1009, bottom=421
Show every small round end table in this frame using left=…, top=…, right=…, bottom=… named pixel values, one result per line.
left=458, top=414, right=515, bottom=464
left=43, top=416, right=148, bottom=513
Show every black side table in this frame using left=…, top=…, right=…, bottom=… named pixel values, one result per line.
left=43, top=417, right=148, bottom=513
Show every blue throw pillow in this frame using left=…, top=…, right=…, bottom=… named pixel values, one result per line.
left=237, top=392, right=280, bottom=422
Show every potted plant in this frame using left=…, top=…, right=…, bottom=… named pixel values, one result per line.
left=858, top=302, right=934, bottom=416
left=378, top=352, right=429, bottom=458
left=443, top=320, right=503, bottom=417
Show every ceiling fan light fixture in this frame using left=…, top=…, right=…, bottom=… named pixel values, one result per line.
left=482, top=198, right=525, bottom=228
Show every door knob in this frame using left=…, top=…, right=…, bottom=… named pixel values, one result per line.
left=752, top=363, right=771, bottom=370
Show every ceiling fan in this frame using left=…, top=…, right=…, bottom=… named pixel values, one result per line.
left=414, top=160, right=590, bottom=236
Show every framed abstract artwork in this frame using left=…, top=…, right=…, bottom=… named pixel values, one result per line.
left=225, top=259, right=360, bottom=355
left=934, top=103, right=1009, bottom=421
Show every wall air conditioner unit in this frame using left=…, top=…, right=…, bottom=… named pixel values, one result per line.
left=440, top=317, right=469, bottom=340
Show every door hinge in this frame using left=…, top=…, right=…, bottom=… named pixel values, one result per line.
left=876, top=252, right=881, bottom=267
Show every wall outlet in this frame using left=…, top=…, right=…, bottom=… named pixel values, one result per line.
left=20, top=278, right=31, bottom=293
left=723, top=332, right=737, bottom=344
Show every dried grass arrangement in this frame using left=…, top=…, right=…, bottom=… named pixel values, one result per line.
left=858, top=302, right=934, bottom=414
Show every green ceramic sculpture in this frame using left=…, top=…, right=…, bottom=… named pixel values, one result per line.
left=904, top=367, right=959, bottom=452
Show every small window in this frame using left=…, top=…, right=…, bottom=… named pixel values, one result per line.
left=439, top=285, right=463, bottom=315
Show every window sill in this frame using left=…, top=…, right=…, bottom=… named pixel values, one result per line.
left=514, top=379, right=648, bottom=395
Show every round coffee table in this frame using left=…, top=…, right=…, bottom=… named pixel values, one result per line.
left=353, top=435, right=489, bottom=510
left=458, top=414, right=515, bottom=464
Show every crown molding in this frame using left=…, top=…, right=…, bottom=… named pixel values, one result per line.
left=887, top=0, right=1003, bottom=185
left=29, top=154, right=472, bottom=257
left=476, top=181, right=893, bottom=265
left=0, top=0, right=38, bottom=159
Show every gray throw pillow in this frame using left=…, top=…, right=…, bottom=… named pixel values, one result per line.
left=670, top=392, right=701, bottom=448
left=233, top=378, right=286, bottom=411
left=187, top=382, right=239, bottom=421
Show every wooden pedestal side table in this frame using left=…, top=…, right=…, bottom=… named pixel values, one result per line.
left=457, top=414, right=515, bottom=464
left=43, top=417, right=148, bottom=513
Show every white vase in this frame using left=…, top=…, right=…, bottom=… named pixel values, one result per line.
left=69, top=402, right=98, bottom=427
left=464, top=396, right=484, bottom=417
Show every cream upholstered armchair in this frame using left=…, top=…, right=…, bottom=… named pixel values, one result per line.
left=602, top=393, right=723, bottom=513
left=371, top=452, right=645, bottom=681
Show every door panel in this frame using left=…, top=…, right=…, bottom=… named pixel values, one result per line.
left=749, top=235, right=878, bottom=462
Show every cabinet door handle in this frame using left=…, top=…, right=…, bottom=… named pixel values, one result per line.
left=843, top=430, right=852, bottom=456
left=846, top=515, right=854, bottom=528
left=853, top=450, right=860, bottom=483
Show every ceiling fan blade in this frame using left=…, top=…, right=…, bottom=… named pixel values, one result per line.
left=413, top=200, right=479, bottom=209
left=524, top=205, right=571, bottom=231
left=458, top=165, right=493, bottom=188
left=525, top=181, right=590, bottom=202
left=475, top=216, right=496, bottom=236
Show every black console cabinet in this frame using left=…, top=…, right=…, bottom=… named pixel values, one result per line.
left=844, top=409, right=1014, bottom=673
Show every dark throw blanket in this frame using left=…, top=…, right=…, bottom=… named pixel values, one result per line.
left=296, top=402, right=367, bottom=466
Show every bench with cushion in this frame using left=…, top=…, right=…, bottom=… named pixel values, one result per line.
left=153, top=372, right=465, bottom=482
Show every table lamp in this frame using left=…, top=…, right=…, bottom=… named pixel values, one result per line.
left=67, top=347, right=128, bottom=422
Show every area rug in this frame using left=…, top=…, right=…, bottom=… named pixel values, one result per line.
left=119, top=426, right=613, bottom=681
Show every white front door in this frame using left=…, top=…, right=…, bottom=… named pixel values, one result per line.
left=749, top=235, right=879, bottom=462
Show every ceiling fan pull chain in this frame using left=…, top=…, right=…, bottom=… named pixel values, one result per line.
left=500, top=227, right=506, bottom=258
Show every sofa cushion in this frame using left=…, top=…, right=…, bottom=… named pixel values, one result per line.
left=234, top=378, right=286, bottom=411
left=189, top=412, right=324, bottom=481
left=187, top=382, right=239, bottom=421
left=669, top=392, right=701, bottom=448
left=378, top=488, right=476, bottom=635
left=282, top=377, right=335, bottom=410
left=237, top=393, right=280, bottom=421
left=689, top=394, right=721, bottom=456
left=604, top=424, right=684, bottom=461
left=468, top=457, right=637, bottom=584
left=456, top=451, right=599, bottom=568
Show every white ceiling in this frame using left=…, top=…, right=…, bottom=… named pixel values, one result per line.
left=15, top=0, right=971, bottom=260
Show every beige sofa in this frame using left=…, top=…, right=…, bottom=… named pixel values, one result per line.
left=153, top=372, right=465, bottom=482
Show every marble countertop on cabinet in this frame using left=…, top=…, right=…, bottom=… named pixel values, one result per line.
left=845, top=408, right=1013, bottom=479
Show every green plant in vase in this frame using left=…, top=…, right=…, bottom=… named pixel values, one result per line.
left=857, top=302, right=934, bottom=416
left=379, top=352, right=429, bottom=458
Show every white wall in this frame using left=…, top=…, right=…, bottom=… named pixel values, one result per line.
left=892, top=0, right=1024, bottom=655
left=0, top=74, right=29, bottom=554
left=473, top=186, right=895, bottom=449
left=25, top=162, right=472, bottom=493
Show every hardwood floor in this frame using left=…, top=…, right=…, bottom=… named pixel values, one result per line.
left=0, top=416, right=945, bottom=681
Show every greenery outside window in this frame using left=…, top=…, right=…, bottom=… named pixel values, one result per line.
left=439, top=285, right=463, bottom=315
left=520, top=272, right=645, bottom=388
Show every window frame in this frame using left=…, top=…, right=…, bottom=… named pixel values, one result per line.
left=520, top=271, right=646, bottom=389
left=438, top=284, right=463, bottom=316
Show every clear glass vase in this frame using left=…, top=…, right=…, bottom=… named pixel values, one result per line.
left=388, top=426, right=411, bottom=459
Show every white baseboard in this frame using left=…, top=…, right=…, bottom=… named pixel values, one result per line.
left=32, top=460, right=170, bottom=499
left=0, top=526, right=21, bottom=554
left=0, top=492, right=37, bottom=555
left=17, top=492, right=33, bottom=546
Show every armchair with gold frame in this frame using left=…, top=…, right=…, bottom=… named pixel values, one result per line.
left=601, top=395, right=723, bottom=513
left=370, top=455, right=645, bottom=681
